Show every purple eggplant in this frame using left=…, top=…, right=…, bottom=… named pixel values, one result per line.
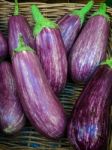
left=57, top=0, right=93, bottom=54
left=67, top=58, right=112, bottom=150
left=31, top=5, right=67, bottom=94
left=12, top=36, right=67, bottom=139
left=0, top=61, right=25, bottom=134
left=69, top=3, right=110, bottom=83
left=0, top=32, right=8, bottom=59
left=8, top=0, right=35, bottom=56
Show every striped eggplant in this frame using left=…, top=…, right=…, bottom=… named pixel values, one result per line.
left=68, top=58, right=112, bottom=150
left=0, top=32, right=8, bottom=59
left=57, top=0, right=94, bottom=54
left=31, top=5, right=67, bottom=94
left=69, top=3, right=110, bottom=83
left=8, top=0, right=35, bottom=56
left=0, top=61, right=25, bottom=134
left=12, top=36, right=67, bottom=139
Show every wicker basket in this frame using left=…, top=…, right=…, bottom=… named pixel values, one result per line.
left=0, top=0, right=111, bottom=150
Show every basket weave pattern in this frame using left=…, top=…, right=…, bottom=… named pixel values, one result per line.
left=0, top=1, right=111, bottom=150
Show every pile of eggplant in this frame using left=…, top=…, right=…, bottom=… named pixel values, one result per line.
left=0, top=0, right=111, bottom=149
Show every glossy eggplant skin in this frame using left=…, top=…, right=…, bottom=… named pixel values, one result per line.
left=69, top=16, right=110, bottom=83
left=35, top=28, right=67, bottom=94
left=0, top=61, right=25, bottom=134
left=0, top=32, right=8, bottom=59
left=57, top=15, right=81, bottom=54
left=68, top=65, right=112, bottom=150
left=12, top=51, right=67, bottom=139
left=8, top=16, right=35, bottom=55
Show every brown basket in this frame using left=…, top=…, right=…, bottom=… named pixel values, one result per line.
left=0, top=0, right=111, bottom=150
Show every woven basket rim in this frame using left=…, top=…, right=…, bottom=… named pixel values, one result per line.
left=0, top=0, right=108, bottom=6
left=0, top=0, right=112, bottom=15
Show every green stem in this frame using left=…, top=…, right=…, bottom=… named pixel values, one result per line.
left=31, top=5, right=58, bottom=37
left=92, top=3, right=110, bottom=21
left=14, top=35, right=33, bottom=52
left=31, top=5, right=45, bottom=23
left=101, top=58, right=112, bottom=68
left=71, top=0, right=94, bottom=24
left=14, top=0, right=19, bottom=16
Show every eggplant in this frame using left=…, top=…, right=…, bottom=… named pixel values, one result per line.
left=0, top=61, right=25, bottom=134
left=68, top=58, right=112, bottom=150
left=8, top=0, right=35, bottom=56
left=0, top=32, right=8, bottom=59
left=12, top=36, right=67, bottom=139
left=69, top=3, right=110, bottom=83
left=31, top=5, right=67, bottom=94
left=57, top=0, right=93, bottom=54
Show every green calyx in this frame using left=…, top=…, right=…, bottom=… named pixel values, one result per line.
left=31, top=5, right=58, bottom=37
left=14, top=35, right=33, bottom=52
left=92, top=3, right=110, bottom=21
left=14, top=0, right=19, bottom=16
left=101, top=58, right=112, bottom=68
left=71, top=0, right=94, bottom=25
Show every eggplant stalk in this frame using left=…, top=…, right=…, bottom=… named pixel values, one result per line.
left=31, top=5, right=58, bottom=36
left=101, top=58, right=112, bottom=68
left=14, top=0, right=19, bottom=16
left=14, top=35, right=33, bottom=52
left=92, top=3, right=109, bottom=21
left=71, top=0, right=94, bottom=24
